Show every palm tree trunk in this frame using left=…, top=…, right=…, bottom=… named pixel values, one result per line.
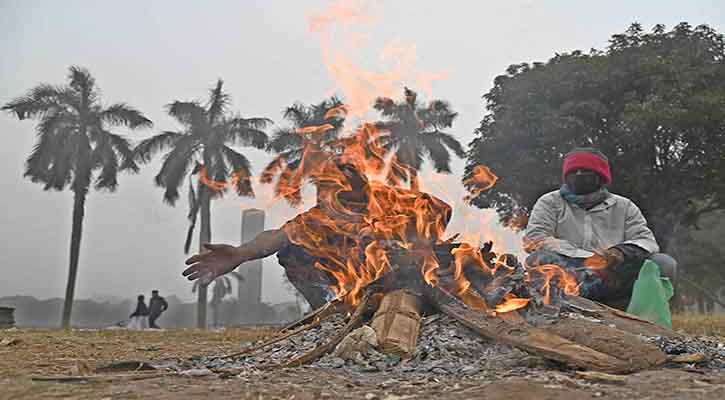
left=212, top=304, right=219, bottom=328
left=197, top=187, right=211, bottom=329
left=61, top=190, right=87, bottom=329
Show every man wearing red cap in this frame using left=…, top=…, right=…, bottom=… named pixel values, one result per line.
left=523, top=148, right=676, bottom=309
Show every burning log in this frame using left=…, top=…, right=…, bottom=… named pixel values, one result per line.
left=370, top=289, right=423, bottom=358
left=424, top=284, right=634, bottom=373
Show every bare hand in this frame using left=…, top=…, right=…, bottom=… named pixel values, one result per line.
left=586, top=247, right=624, bottom=270
left=182, top=243, right=242, bottom=286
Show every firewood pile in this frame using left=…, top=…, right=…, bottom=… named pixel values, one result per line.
left=191, top=135, right=725, bottom=379
left=186, top=246, right=725, bottom=379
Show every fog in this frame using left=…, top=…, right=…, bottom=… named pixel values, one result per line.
left=1, top=0, right=722, bottom=305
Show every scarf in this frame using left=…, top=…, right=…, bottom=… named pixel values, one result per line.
left=559, top=184, right=610, bottom=210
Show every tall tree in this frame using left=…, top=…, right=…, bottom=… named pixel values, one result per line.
left=2, top=66, right=152, bottom=328
left=133, top=79, right=270, bottom=329
left=374, top=87, right=465, bottom=191
left=465, top=23, right=725, bottom=250
left=261, top=97, right=345, bottom=205
left=194, top=276, right=233, bottom=328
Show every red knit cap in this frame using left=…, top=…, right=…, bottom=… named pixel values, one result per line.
left=562, top=148, right=612, bottom=185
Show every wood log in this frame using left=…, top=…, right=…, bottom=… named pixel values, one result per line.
left=562, top=295, right=678, bottom=338
left=370, top=289, right=423, bottom=358
left=544, top=317, right=667, bottom=371
left=425, top=286, right=634, bottom=373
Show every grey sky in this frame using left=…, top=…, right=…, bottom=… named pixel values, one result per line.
left=1, top=0, right=722, bottom=304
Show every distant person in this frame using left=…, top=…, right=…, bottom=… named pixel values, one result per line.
left=523, top=147, right=677, bottom=309
left=148, top=290, right=168, bottom=329
left=127, top=294, right=149, bottom=330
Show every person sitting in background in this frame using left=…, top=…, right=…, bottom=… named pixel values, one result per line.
left=148, top=290, right=168, bottom=329
left=523, top=147, right=677, bottom=310
left=127, top=294, right=149, bottom=330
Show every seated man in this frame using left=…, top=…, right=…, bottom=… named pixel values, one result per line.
left=523, top=147, right=676, bottom=309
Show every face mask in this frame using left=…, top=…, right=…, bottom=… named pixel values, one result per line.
left=565, top=170, right=601, bottom=195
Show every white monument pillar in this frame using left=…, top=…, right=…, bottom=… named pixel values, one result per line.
left=236, top=208, right=265, bottom=321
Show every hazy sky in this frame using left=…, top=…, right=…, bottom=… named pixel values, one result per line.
left=1, top=0, right=723, bottom=304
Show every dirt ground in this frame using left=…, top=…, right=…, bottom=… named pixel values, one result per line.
left=1, top=325, right=725, bottom=400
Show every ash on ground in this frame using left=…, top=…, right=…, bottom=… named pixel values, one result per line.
left=187, top=313, right=725, bottom=381
left=196, top=314, right=551, bottom=380
left=648, top=335, right=725, bottom=369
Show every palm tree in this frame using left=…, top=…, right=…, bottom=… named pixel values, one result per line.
left=133, top=79, right=270, bottom=329
left=2, top=66, right=152, bottom=328
left=373, top=87, right=465, bottom=191
left=261, top=97, right=346, bottom=205
left=194, top=276, right=232, bottom=328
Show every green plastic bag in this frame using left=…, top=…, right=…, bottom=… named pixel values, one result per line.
left=626, top=260, right=673, bottom=328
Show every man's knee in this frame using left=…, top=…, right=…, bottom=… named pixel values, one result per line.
left=525, top=250, right=581, bottom=269
left=526, top=250, right=559, bottom=267
left=648, top=253, right=677, bottom=283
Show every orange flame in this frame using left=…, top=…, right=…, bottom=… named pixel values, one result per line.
left=464, top=165, right=498, bottom=203
left=256, top=0, right=513, bottom=310
left=198, top=167, right=249, bottom=192
left=495, top=294, right=531, bottom=313
left=529, top=264, right=580, bottom=305
left=583, top=253, right=610, bottom=270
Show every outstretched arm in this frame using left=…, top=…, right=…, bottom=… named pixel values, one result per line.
left=182, top=228, right=290, bottom=286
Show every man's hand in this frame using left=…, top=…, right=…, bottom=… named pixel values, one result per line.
left=183, top=243, right=242, bottom=286
left=585, top=247, right=624, bottom=270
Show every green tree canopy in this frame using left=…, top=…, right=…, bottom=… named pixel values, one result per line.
left=464, top=23, right=725, bottom=250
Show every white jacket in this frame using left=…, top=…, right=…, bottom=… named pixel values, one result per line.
left=523, top=190, right=660, bottom=258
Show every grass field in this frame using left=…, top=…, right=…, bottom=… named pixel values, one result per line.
left=673, top=313, right=725, bottom=337
left=0, top=314, right=723, bottom=399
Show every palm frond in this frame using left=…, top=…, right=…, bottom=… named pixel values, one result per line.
left=221, top=145, right=254, bottom=196
left=223, top=116, right=270, bottom=149
left=91, top=128, right=138, bottom=172
left=133, top=131, right=185, bottom=163
left=267, top=128, right=304, bottom=153
left=166, top=101, right=206, bottom=128
left=206, top=79, right=230, bottom=124
left=91, top=138, right=121, bottom=190
left=184, top=178, right=200, bottom=254
left=68, top=66, right=97, bottom=105
left=2, top=84, right=78, bottom=119
left=373, top=97, right=397, bottom=117
left=101, top=103, right=152, bottom=129
left=283, top=103, right=311, bottom=126
left=431, top=131, right=466, bottom=158
left=420, top=132, right=452, bottom=173
left=154, top=136, right=200, bottom=204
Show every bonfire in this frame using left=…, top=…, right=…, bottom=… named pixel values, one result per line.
left=203, top=119, right=679, bottom=375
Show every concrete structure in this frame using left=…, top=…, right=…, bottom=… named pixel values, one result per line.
left=235, top=209, right=265, bottom=322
